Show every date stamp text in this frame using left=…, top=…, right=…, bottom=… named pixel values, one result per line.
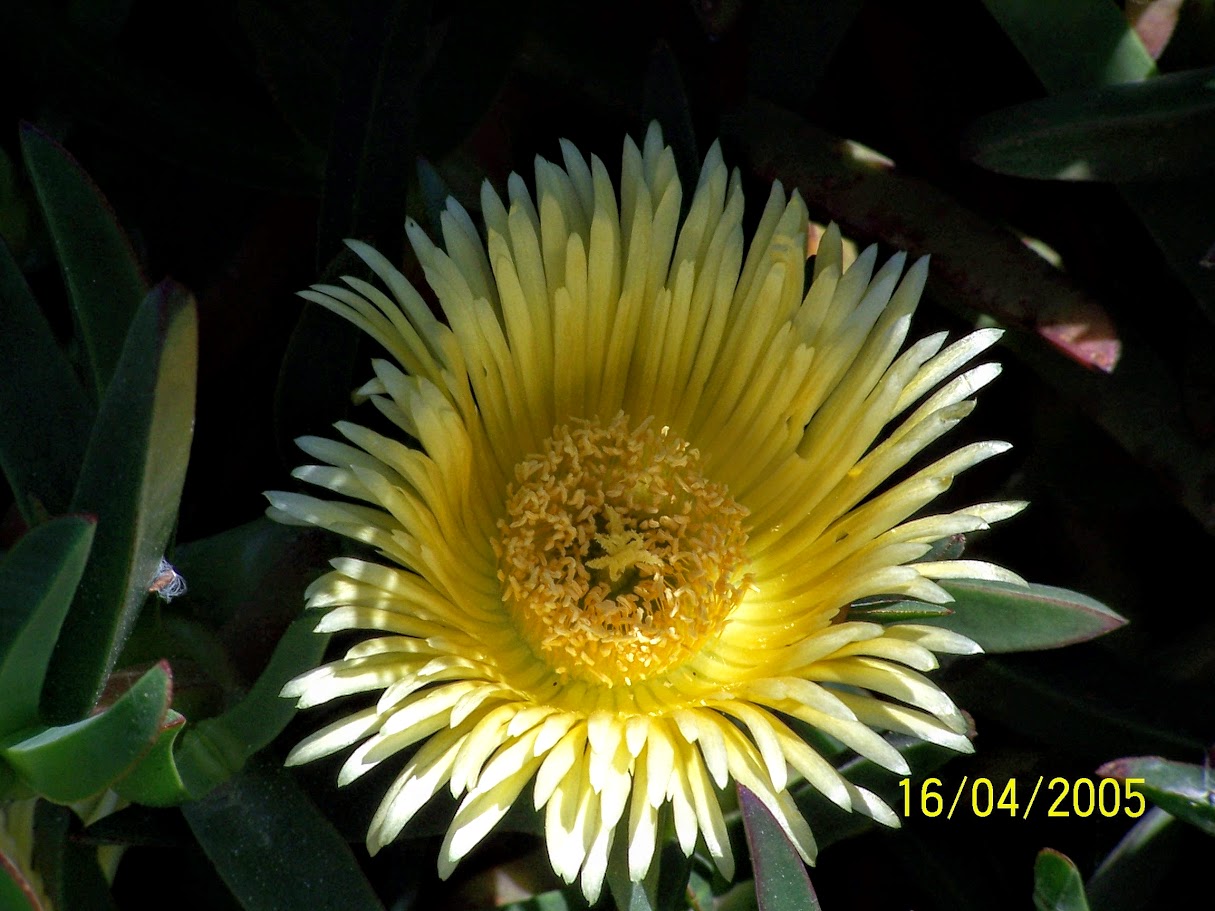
left=898, top=776, right=1146, bottom=820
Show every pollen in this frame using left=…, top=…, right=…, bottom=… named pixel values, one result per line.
left=495, top=413, right=752, bottom=686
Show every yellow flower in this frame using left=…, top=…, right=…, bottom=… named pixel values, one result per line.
left=268, top=124, right=1023, bottom=902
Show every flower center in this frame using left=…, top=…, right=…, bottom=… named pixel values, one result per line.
left=495, top=414, right=752, bottom=687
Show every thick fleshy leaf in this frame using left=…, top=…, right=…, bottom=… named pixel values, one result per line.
left=949, top=655, right=1208, bottom=759
left=19, top=123, right=148, bottom=399
left=745, top=0, right=864, bottom=109
left=0, top=851, right=40, bottom=911
left=1032, top=849, right=1090, bottom=911
left=1086, top=809, right=1184, bottom=911
left=912, top=580, right=1126, bottom=652
left=175, top=615, right=331, bottom=797
left=12, top=6, right=323, bottom=193
left=317, top=0, right=422, bottom=266
left=112, top=710, right=188, bottom=807
left=3, top=662, right=172, bottom=803
left=738, top=785, right=821, bottom=911
left=642, top=43, right=698, bottom=200
left=497, top=889, right=579, bottom=911
left=0, top=516, right=95, bottom=735
left=274, top=262, right=363, bottom=456
left=415, top=0, right=532, bottom=159
left=979, top=0, right=1155, bottom=92
left=236, top=0, right=345, bottom=150
left=173, top=517, right=339, bottom=631
left=964, top=66, right=1215, bottom=182
left=1096, top=755, right=1215, bottom=836
left=182, top=761, right=384, bottom=911
left=106, top=611, right=331, bottom=804
left=0, top=237, right=94, bottom=521
left=980, top=0, right=1215, bottom=325
left=721, top=99, right=1123, bottom=373
left=32, top=801, right=119, bottom=911
left=42, top=281, right=197, bottom=724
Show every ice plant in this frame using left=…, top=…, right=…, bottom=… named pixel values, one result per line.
left=268, top=124, right=1024, bottom=902
left=1, top=794, right=125, bottom=909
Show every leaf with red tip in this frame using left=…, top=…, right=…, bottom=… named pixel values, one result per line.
left=3, top=662, right=173, bottom=803
left=1097, top=755, right=1215, bottom=835
left=913, top=580, right=1127, bottom=652
left=1033, top=849, right=1091, bottom=911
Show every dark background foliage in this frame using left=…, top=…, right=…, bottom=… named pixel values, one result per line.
left=1, top=0, right=1213, bottom=909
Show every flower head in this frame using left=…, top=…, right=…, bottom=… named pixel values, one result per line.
left=268, top=124, right=1023, bottom=901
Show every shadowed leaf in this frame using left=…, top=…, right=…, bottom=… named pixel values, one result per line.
left=318, top=0, right=425, bottom=267
left=1086, top=808, right=1184, bottom=911
left=721, top=98, right=1123, bottom=373
left=42, top=281, right=197, bottom=723
left=0, top=517, right=95, bottom=735
left=981, top=0, right=1215, bottom=325
left=19, top=123, right=147, bottom=399
left=0, top=238, right=94, bottom=521
left=182, top=760, right=385, bottom=911
left=965, top=66, right=1215, bottom=182
left=174, top=615, right=331, bottom=798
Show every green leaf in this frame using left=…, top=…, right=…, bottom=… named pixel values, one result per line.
left=111, top=710, right=188, bottom=806
left=175, top=615, right=331, bottom=798
left=495, top=888, right=580, bottom=911
left=1086, top=809, right=1185, bottom=911
left=318, top=0, right=424, bottom=265
left=32, top=800, right=119, bottom=911
left=0, top=846, right=42, bottom=911
left=3, top=662, right=172, bottom=803
left=980, top=0, right=1215, bottom=326
left=236, top=0, right=345, bottom=150
left=11, top=6, right=324, bottom=194
left=979, top=0, right=1155, bottom=92
left=0, top=516, right=95, bottom=736
left=1032, top=849, right=1091, bottom=911
left=911, top=579, right=1126, bottom=652
left=0, top=237, right=94, bottom=521
left=948, top=654, right=1208, bottom=759
left=1096, top=755, right=1215, bottom=835
left=182, top=760, right=385, bottom=911
left=745, top=0, right=863, bottom=109
left=720, top=99, right=1123, bottom=374
left=642, top=43, right=699, bottom=202
left=19, top=123, right=148, bottom=399
left=42, top=280, right=197, bottom=723
left=964, top=66, right=1215, bottom=181
left=737, top=785, right=820, bottom=911
left=273, top=253, right=363, bottom=456
left=173, top=517, right=338, bottom=631
left=416, top=0, right=533, bottom=159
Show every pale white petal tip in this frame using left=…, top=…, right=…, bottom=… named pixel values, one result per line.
left=279, top=677, right=305, bottom=699
left=282, top=746, right=305, bottom=768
